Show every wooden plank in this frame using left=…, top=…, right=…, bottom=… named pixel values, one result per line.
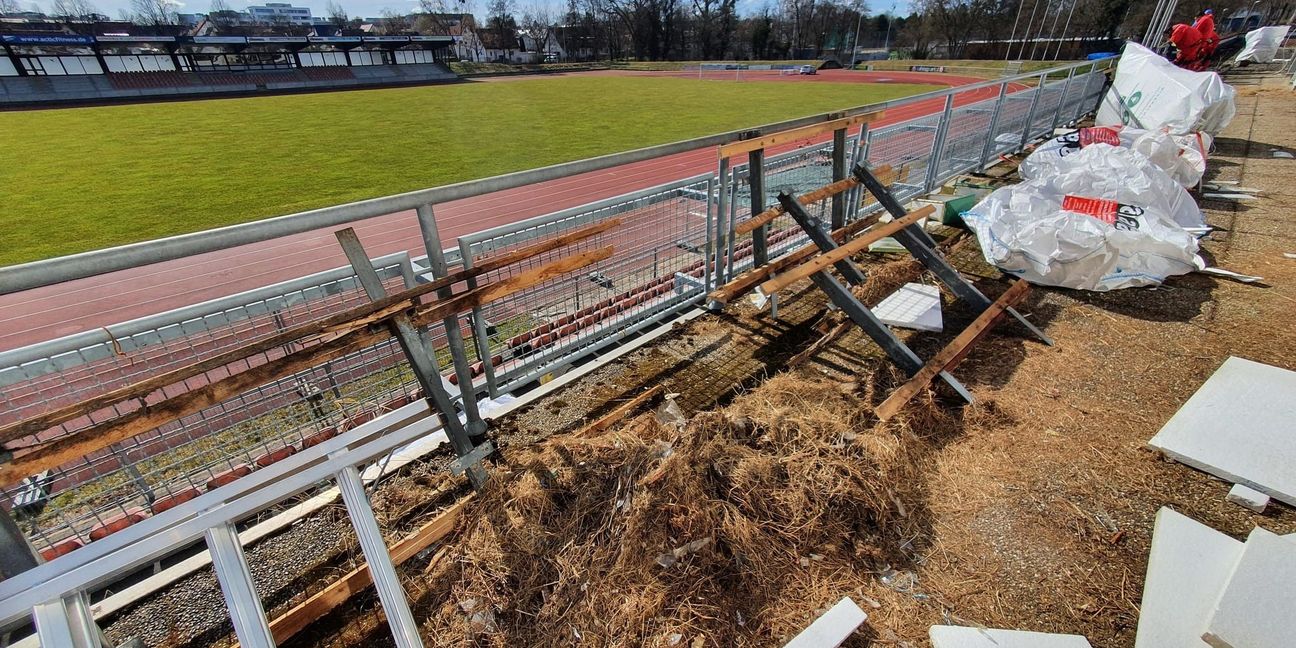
left=755, top=205, right=935, bottom=297
left=717, top=111, right=885, bottom=157
left=734, top=165, right=896, bottom=236
left=240, top=496, right=472, bottom=647
left=0, top=247, right=614, bottom=487
left=0, top=219, right=621, bottom=448
left=413, top=246, right=613, bottom=325
left=874, top=279, right=1031, bottom=421
left=707, top=213, right=881, bottom=305
left=576, top=385, right=664, bottom=437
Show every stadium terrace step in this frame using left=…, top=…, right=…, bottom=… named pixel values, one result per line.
left=253, top=445, right=297, bottom=468
left=88, top=507, right=148, bottom=541
left=299, top=427, right=339, bottom=450
left=39, top=538, right=84, bottom=562
left=206, top=464, right=253, bottom=491
left=150, top=486, right=202, bottom=514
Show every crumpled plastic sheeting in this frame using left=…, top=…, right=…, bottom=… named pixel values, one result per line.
left=1237, top=26, right=1292, bottom=63
left=1020, top=126, right=1210, bottom=188
left=963, top=176, right=1200, bottom=291
left=1096, top=42, right=1236, bottom=136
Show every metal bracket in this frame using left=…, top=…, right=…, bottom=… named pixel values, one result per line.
left=852, top=164, right=1053, bottom=346
left=449, top=440, right=495, bottom=477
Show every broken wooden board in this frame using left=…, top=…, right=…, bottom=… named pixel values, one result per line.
left=718, top=111, right=884, bottom=158
left=1202, top=526, right=1296, bottom=648
left=874, top=279, right=1031, bottom=421
left=1135, top=507, right=1245, bottom=648
left=1147, top=356, right=1296, bottom=507
left=929, top=626, right=1092, bottom=648
left=755, top=206, right=934, bottom=298
left=238, top=496, right=472, bottom=647
left=735, top=165, right=897, bottom=236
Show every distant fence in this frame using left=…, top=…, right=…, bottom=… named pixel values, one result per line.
left=0, top=56, right=1113, bottom=646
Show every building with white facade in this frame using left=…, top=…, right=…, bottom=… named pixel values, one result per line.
left=244, top=3, right=312, bottom=26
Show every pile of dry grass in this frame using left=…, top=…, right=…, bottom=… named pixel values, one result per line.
left=408, top=373, right=959, bottom=647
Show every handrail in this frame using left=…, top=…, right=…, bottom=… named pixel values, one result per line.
left=0, top=57, right=1115, bottom=296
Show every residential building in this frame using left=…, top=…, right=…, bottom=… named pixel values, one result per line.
left=244, top=3, right=312, bottom=26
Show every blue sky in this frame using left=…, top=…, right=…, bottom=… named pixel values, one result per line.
left=72, top=0, right=912, bottom=26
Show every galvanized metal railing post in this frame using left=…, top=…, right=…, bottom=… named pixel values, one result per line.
left=335, top=464, right=424, bottom=648
left=748, top=149, right=767, bottom=268
left=205, top=522, right=274, bottom=648
left=456, top=240, right=502, bottom=400
left=831, top=127, right=848, bottom=229
left=415, top=204, right=487, bottom=443
left=925, top=94, right=956, bottom=192
left=1051, top=67, right=1077, bottom=130
left=337, top=229, right=488, bottom=488
left=703, top=176, right=715, bottom=292
left=846, top=127, right=866, bottom=222
left=1019, top=72, right=1048, bottom=149
left=726, top=166, right=739, bottom=279
left=978, top=82, right=1010, bottom=172
left=32, top=595, right=100, bottom=648
left=713, top=156, right=730, bottom=289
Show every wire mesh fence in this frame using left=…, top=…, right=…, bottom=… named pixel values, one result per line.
left=0, top=61, right=1114, bottom=559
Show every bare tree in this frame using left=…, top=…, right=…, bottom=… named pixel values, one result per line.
left=130, top=0, right=178, bottom=25
left=379, top=8, right=413, bottom=33
left=207, top=0, right=239, bottom=26
left=0, top=0, right=26, bottom=12
left=325, top=0, right=348, bottom=27
left=521, top=4, right=554, bottom=54
left=51, top=0, right=95, bottom=17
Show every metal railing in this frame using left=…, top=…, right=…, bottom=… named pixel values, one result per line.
left=0, top=56, right=1115, bottom=647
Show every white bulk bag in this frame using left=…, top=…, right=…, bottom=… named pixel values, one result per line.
left=1020, top=143, right=1205, bottom=229
left=963, top=178, right=1200, bottom=292
left=1096, top=42, right=1236, bottom=136
left=1237, top=26, right=1291, bottom=63
left=1020, top=126, right=1209, bottom=188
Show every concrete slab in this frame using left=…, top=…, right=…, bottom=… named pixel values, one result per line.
left=1227, top=483, right=1270, bottom=512
left=1202, top=527, right=1296, bottom=648
left=872, top=282, right=943, bottom=332
left=1147, top=356, right=1296, bottom=506
left=929, top=626, right=1092, bottom=647
left=783, top=598, right=867, bottom=648
left=1135, top=508, right=1245, bottom=648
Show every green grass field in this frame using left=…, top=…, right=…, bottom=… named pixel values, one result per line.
left=0, top=75, right=939, bottom=266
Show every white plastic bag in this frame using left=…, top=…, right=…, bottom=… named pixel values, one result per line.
left=1237, top=26, right=1291, bottom=63
left=1020, top=143, right=1205, bottom=229
left=963, top=178, right=1200, bottom=291
left=1096, top=42, right=1236, bottom=136
left=1020, top=126, right=1209, bottom=187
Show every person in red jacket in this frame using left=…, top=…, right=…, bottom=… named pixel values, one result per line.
left=1193, top=9, right=1219, bottom=57
left=1166, top=23, right=1207, bottom=69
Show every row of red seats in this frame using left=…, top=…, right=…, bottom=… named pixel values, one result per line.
left=39, top=391, right=417, bottom=562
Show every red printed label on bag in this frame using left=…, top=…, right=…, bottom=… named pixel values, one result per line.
left=1062, top=195, right=1143, bottom=231
left=1077, top=126, right=1121, bottom=147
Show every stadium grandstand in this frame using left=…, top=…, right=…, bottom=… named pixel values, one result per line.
left=0, top=32, right=456, bottom=105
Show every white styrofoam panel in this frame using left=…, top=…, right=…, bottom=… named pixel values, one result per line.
left=1202, top=527, right=1296, bottom=648
left=1226, top=483, right=1270, bottom=513
left=783, top=598, right=867, bottom=648
left=872, top=282, right=943, bottom=332
left=929, top=625, right=1092, bottom=647
left=1148, top=356, right=1296, bottom=505
left=1135, top=507, right=1245, bottom=648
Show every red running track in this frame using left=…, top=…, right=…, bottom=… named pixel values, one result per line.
left=0, top=70, right=1006, bottom=352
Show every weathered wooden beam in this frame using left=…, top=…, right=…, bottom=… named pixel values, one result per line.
left=755, top=205, right=934, bottom=298
left=576, top=385, right=664, bottom=437
left=734, top=165, right=897, bottom=236
left=874, top=279, right=1032, bottom=421
left=239, top=496, right=472, bottom=647
left=0, top=219, right=621, bottom=448
left=412, top=246, right=614, bottom=326
left=717, top=111, right=885, bottom=157
left=707, top=213, right=882, bottom=305
left=0, top=247, right=615, bottom=487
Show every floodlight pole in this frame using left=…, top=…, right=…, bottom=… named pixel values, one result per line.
left=1006, top=0, right=1027, bottom=60
left=850, top=4, right=863, bottom=68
